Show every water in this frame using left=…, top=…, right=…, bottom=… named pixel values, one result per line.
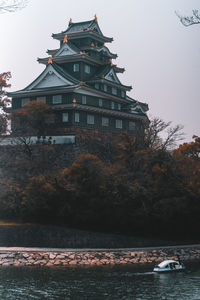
left=0, top=264, right=200, bottom=299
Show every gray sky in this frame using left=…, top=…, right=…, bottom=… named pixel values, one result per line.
left=1, top=0, right=199, bottom=142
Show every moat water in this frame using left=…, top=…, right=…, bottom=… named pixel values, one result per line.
left=0, top=264, right=200, bottom=299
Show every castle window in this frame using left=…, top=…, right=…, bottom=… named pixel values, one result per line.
left=129, top=121, right=136, bottom=130
left=116, top=119, right=122, bottom=129
left=95, top=83, right=99, bottom=89
left=121, top=90, right=125, bottom=98
left=103, top=85, right=107, bottom=92
left=82, top=95, right=87, bottom=104
left=117, top=103, right=121, bottom=110
left=87, top=114, right=94, bottom=124
left=75, top=112, right=80, bottom=123
left=73, top=63, right=79, bottom=72
left=36, top=96, right=46, bottom=103
left=52, top=95, right=62, bottom=104
left=62, top=112, right=69, bottom=122
left=85, top=65, right=91, bottom=74
left=99, top=99, right=103, bottom=107
left=112, top=87, right=117, bottom=95
left=111, top=101, right=115, bottom=110
left=21, top=98, right=30, bottom=106
left=102, top=117, right=109, bottom=127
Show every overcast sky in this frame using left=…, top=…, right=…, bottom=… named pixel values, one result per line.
left=0, top=0, right=199, bottom=142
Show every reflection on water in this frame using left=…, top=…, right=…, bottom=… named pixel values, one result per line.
left=0, top=264, right=200, bottom=299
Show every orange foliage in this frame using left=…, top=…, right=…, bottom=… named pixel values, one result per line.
left=174, top=136, right=200, bottom=196
left=12, top=100, right=53, bottom=136
left=0, top=72, right=11, bottom=91
left=20, top=100, right=51, bottom=115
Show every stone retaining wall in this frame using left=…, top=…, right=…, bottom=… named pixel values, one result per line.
left=0, top=245, right=200, bottom=267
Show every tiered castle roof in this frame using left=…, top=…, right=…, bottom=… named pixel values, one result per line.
left=9, top=15, right=148, bottom=116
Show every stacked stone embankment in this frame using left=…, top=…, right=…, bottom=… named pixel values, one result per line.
left=0, top=245, right=200, bottom=267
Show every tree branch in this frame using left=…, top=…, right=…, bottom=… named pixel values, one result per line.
left=176, top=10, right=200, bottom=27
left=0, top=0, right=28, bottom=13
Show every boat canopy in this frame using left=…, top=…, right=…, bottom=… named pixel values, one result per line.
left=158, top=260, right=179, bottom=268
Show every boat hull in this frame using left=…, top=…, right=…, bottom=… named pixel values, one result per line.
left=153, top=267, right=185, bottom=273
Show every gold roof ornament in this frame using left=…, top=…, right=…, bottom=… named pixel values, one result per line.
left=69, top=18, right=72, bottom=24
left=94, top=14, right=98, bottom=22
left=63, top=34, right=68, bottom=43
left=48, top=55, right=53, bottom=64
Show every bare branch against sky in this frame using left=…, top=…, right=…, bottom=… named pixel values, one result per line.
left=0, top=0, right=28, bottom=13
left=175, top=9, right=200, bottom=26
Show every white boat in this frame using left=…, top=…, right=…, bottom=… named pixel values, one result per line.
left=153, top=260, right=185, bottom=273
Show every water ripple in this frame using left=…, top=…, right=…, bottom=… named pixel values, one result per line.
left=0, top=264, right=199, bottom=299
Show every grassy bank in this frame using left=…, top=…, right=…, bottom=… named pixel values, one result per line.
left=0, top=222, right=191, bottom=248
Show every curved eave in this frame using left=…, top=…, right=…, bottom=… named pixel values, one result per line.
left=9, top=84, right=131, bottom=105
left=7, top=85, right=79, bottom=99
left=113, top=66, right=125, bottom=73
left=76, top=85, right=132, bottom=103
left=52, top=31, right=113, bottom=43
left=47, top=49, right=58, bottom=56
left=38, top=54, right=105, bottom=66
left=88, top=79, right=132, bottom=91
left=125, top=95, right=149, bottom=111
left=53, top=103, right=148, bottom=121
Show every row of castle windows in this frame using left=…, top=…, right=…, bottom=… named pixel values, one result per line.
left=21, top=95, right=122, bottom=110
left=81, top=95, right=121, bottom=110
left=62, top=112, right=136, bottom=130
left=94, top=83, right=125, bottom=98
left=73, top=63, right=90, bottom=74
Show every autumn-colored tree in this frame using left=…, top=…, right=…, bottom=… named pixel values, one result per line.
left=62, top=153, right=106, bottom=197
left=174, top=136, right=200, bottom=197
left=12, top=100, right=53, bottom=137
left=60, top=153, right=108, bottom=225
left=22, top=174, right=62, bottom=221
left=76, top=129, right=115, bottom=164
left=174, top=135, right=200, bottom=160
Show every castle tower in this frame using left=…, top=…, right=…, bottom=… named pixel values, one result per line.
left=9, top=16, right=149, bottom=136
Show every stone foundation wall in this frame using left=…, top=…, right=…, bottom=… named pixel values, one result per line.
left=0, top=245, right=200, bottom=267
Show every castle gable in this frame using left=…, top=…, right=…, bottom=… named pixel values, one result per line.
left=26, top=64, right=75, bottom=90
left=54, top=43, right=77, bottom=57
left=105, top=68, right=121, bottom=84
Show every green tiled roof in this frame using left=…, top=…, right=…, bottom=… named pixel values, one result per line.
left=66, top=19, right=99, bottom=34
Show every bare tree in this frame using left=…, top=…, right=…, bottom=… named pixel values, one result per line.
left=0, top=0, right=28, bottom=13
left=145, top=117, right=184, bottom=150
left=176, top=10, right=200, bottom=27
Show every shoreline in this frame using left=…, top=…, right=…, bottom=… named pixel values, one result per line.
left=0, top=245, right=200, bottom=267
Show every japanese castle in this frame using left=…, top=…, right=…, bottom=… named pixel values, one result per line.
left=9, top=16, right=149, bottom=138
